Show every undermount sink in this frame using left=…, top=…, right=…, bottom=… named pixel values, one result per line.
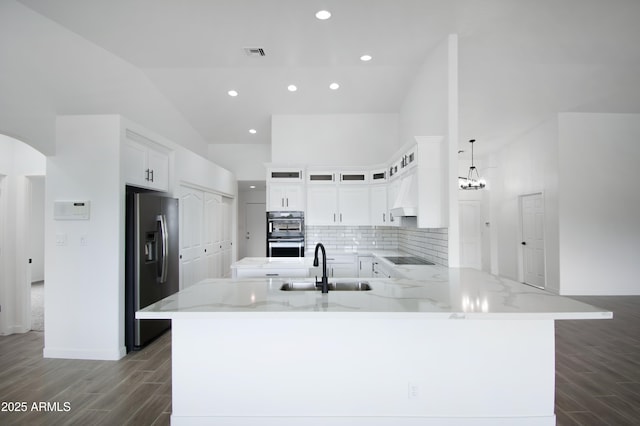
left=280, top=281, right=372, bottom=292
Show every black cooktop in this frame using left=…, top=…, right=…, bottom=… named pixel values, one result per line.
left=384, top=256, right=435, bottom=265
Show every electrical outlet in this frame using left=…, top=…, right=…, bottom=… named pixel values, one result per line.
left=408, top=382, right=420, bottom=399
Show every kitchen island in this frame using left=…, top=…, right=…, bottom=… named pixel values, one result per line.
left=138, top=267, right=611, bottom=426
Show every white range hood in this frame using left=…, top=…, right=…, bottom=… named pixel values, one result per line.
left=390, top=173, right=418, bottom=217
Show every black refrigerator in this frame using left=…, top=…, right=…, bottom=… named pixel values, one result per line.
left=125, top=187, right=179, bottom=352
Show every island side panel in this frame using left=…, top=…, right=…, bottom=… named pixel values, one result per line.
left=171, top=317, right=555, bottom=425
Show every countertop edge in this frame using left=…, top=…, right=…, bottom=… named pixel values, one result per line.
left=136, top=310, right=613, bottom=321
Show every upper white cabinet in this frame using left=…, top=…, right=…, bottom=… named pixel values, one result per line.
left=413, top=137, right=447, bottom=228
left=268, top=168, right=304, bottom=182
left=339, top=171, right=368, bottom=184
left=307, top=171, right=336, bottom=184
left=267, top=167, right=305, bottom=212
left=370, top=185, right=388, bottom=226
left=123, top=130, right=170, bottom=191
left=269, top=137, right=447, bottom=228
left=306, top=186, right=338, bottom=225
left=370, top=168, right=387, bottom=183
left=338, top=186, right=369, bottom=225
left=268, top=183, right=304, bottom=211
left=306, top=176, right=369, bottom=226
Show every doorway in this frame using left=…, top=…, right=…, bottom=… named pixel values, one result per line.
left=459, top=200, right=482, bottom=269
left=27, top=176, right=45, bottom=331
left=0, top=134, right=46, bottom=335
left=245, top=202, right=266, bottom=257
left=519, top=193, right=546, bottom=288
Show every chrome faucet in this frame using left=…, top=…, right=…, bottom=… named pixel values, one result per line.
left=313, top=243, right=329, bottom=293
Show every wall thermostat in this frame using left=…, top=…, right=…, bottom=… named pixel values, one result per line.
left=54, top=201, right=90, bottom=220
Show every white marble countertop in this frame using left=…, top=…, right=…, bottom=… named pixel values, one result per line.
left=137, top=266, right=612, bottom=321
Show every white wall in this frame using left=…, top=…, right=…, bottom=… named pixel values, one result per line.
left=44, top=116, right=124, bottom=359
left=174, top=148, right=237, bottom=198
left=558, top=113, right=640, bottom=295
left=0, top=1, right=208, bottom=157
left=208, top=144, right=270, bottom=181
left=271, top=114, right=399, bottom=166
left=483, top=120, right=560, bottom=293
left=398, top=37, right=450, bottom=145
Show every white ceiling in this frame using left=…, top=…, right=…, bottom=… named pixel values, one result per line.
left=16, top=0, right=640, bottom=153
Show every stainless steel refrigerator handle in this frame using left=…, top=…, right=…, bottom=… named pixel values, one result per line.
left=157, top=214, right=169, bottom=283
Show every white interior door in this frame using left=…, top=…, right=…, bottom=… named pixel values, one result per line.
left=520, top=193, right=546, bottom=288
left=180, top=186, right=204, bottom=288
left=459, top=200, right=482, bottom=269
left=204, top=192, right=222, bottom=279
left=245, top=202, right=266, bottom=257
left=221, top=197, right=233, bottom=277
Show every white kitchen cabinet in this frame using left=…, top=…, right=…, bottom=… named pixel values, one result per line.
left=338, top=171, right=368, bottom=184
left=358, top=256, right=374, bottom=278
left=123, top=131, right=170, bottom=191
left=400, top=145, right=417, bottom=172
left=338, top=186, right=370, bottom=225
left=307, top=171, right=336, bottom=184
left=306, top=186, right=338, bottom=225
left=310, top=255, right=357, bottom=278
left=369, top=185, right=388, bottom=226
left=329, top=263, right=357, bottom=278
left=268, top=183, right=304, bottom=211
left=326, top=255, right=357, bottom=278
left=233, top=268, right=308, bottom=279
left=370, top=168, right=387, bottom=183
left=267, top=168, right=304, bottom=182
left=306, top=183, right=370, bottom=226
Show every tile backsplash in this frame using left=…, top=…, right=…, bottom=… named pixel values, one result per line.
left=305, top=225, right=448, bottom=266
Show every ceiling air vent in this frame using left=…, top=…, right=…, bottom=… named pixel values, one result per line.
left=244, top=47, right=266, bottom=57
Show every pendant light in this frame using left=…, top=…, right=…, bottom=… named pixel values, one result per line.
left=459, top=139, right=486, bottom=190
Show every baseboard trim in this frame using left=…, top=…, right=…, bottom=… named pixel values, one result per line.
left=43, top=345, right=126, bottom=361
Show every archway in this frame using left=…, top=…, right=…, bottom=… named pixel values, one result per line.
left=0, top=134, right=46, bottom=335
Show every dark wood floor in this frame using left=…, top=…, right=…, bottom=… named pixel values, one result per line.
left=0, top=331, right=171, bottom=425
left=555, top=296, right=640, bottom=426
left=0, top=296, right=638, bottom=425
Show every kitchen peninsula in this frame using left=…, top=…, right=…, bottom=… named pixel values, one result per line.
left=138, top=265, right=611, bottom=426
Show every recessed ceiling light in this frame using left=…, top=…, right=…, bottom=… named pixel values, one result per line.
left=228, top=90, right=238, bottom=97
left=360, top=54, right=372, bottom=62
left=249, top=129, right=257, bottom=134
left=315, top=10, right=331, bottom=20
left=287, top=84, right=297, bottom=92
left=329, top=82, right=340, bottom=90
left=249, top=185, right=256, bottom=189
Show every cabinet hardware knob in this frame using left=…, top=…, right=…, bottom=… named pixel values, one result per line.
left=521, top=242, right=527, bottom=245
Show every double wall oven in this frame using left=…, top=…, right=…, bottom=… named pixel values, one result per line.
left=267, top=211, right=305, bottom=257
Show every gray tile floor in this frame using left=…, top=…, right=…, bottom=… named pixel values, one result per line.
left=1, top=295, right=638, bottom=425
